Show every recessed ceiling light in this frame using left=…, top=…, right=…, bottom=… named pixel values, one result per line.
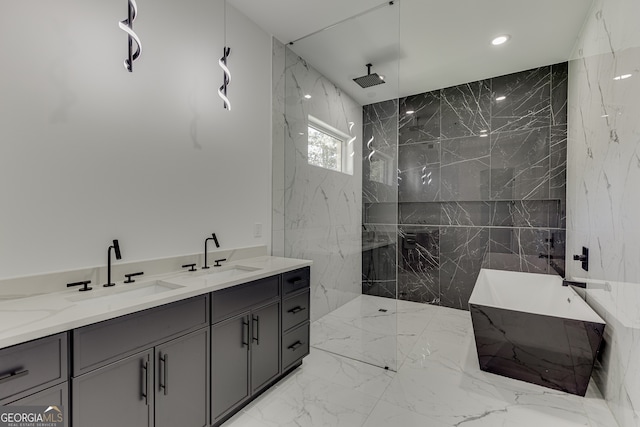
left=495, top=96, right=506, bottom=101
left=406, top=110, right=415, bottom=115
left=613, top=74, right=632, bottom=80
left=491, top=35, right=510, bottom=46
left=304, top=94, right=312, bottom=99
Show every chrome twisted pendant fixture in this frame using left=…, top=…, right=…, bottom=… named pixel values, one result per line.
left=218, top=47, right=231, bottom=110
left=217, top=0, right=231, bottom=110
left=119, top=0, right=142, bottom=72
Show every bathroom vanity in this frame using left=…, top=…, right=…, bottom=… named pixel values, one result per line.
left=0, top=255, right=311, bottom=427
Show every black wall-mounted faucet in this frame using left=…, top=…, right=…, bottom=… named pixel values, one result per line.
left=104, top=239, right=122, bottom=287
left=68, top=280, right=92, bottom=292
left=202, top=233, right=220, bottom=270
left=573, top=246, right=589, bottom=272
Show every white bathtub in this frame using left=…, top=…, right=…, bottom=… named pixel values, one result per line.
left=469, top=268, right=605, bottom=396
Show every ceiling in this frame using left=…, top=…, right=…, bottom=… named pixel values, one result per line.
left=228, top=0, right=595, bottom=105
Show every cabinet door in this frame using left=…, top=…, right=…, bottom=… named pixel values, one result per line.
left=250, top=301, right=280, bottom=393
left=7, top=383, right=69, bottom=427
left=72, top=350, right=152, bottom=427
left=211, top=312, right=250, bottom=423
left=155, top=328, right=209, bottom=427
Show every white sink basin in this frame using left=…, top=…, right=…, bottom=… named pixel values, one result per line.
left=198, top=265, right=260, bottom=280
left=66, top=281, right=184, bottom=304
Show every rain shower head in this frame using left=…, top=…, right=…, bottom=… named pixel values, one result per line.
left=353, top=64, right=386, bottom=88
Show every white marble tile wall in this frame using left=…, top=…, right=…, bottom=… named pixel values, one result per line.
left=272, top=38, right=286, bottom=257
left=276, top=47, right=363, bottom=322
left=567, top=0, right=640, bottom=425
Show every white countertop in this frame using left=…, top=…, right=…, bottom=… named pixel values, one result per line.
left=0, top=256, right=312, bottom=350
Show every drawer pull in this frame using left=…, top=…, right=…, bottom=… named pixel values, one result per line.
left=287, top=341, right=303, bottom=351
left=0, top=369, right=29, bottom=384
left=291, top=279, right=308, bottom=287
left=287, top=306, right=306, bottom=314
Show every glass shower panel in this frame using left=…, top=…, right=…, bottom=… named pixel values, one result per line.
left=283, top=3, right=400, bottom=370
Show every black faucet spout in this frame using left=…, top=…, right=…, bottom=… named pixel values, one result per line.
left=104, top=239, right=121, bottom=287
left=203, top=233, right=220, bottom=270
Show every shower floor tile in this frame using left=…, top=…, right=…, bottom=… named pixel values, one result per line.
left=222, top=295, right=619, bottom=427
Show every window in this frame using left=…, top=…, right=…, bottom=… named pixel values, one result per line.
left=307, top=115, right=353, bottom=175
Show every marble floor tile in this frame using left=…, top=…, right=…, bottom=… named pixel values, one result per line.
left=223, top=295, right=618, bottom=427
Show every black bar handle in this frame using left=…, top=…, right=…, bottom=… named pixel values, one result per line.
left=124, top=272, right=144, bottom=283
left=159, top=353, right=168, bottom=396
left=213, top=258, right=227, bottom=267
left=252, top=315, right=260, bottom=345
left=287, top=306, right=306, bottom=314
left=287, top=341, right=303, bottom=351
left=141, top=359, right=148, bottom=405
left=181, top=263, right=197, bottom=272
left=67, top=280, right=92, bottom=292
left=291, top=279, right=308, bottom=287
left=242, top=317, right=250, bottom=348
left=0, top=369, right=29, bottom=384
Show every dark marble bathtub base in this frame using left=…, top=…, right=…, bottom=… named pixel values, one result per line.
left=469, top=304, right=605, bottom=396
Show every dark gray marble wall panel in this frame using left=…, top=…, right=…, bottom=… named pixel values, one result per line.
left=399, top=93, right=440, bottom=144
left=488, top=228, right=550, bottom=274
left=362, top=226, right=397, bottom=299
left=440, top=136, right=490, bottom=201
left=491, top=67, right=551, bottom=133
left=490, top=128, right=550, bottom=200
left=399, top=202, right=440, bottom=225
left=469, top=304, right=604, bottom=396
left=441, top=202, right=492, bottom=226
left=439, top=227, right=489, bottom=310
left=550, top=125, right=567, bottom=228
left=397, top=227, right=439, bottom=304
left=549, top=229, right=566, bottom=277
left=398, top=142, right=440, bottom=202
left=491, top=200, right=561, bottom=228
left=363, top=99, right=398, bottom=122
left=364, top=203, right=397, bottom=224
left=441, top=80, right=491, bottom=139
left=551, top=62, right=568, bottom=125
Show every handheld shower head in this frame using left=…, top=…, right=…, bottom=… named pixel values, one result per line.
left=112, top=239, right=122, bottom=260
left=211, top=233, right=220, bottom=248
left=353, top=64, right=386, bottom=88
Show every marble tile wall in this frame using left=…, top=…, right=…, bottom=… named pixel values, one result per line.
left=363, top=64, right=568, bottom=310
left=278, top=46, right=363, bottom=322
left=567, top=0, right=640, bottom=425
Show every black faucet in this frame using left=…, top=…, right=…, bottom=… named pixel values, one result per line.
left=104, top=239, right=122, bottom=287
left=202, top=233, right=220, bottom=269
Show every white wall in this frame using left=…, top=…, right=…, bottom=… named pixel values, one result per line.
left=567, top=0, right=640, bottom=425
left=0, top=0, right=272, bottom=279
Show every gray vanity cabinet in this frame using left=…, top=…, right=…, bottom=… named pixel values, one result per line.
left=211, top=276, right=281, bottom=425
left=72, top=349, right=153, bottom=427
left=154, top=328, right=209, bottom=427
left=72, top=295, right=209, bottom=427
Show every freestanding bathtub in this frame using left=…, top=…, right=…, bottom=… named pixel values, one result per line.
left=469, top=269, right=605, bottom=396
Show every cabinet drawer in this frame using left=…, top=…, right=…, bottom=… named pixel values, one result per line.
left=5, top=383, right=69, bottom=427
left=73, top=295, right=208, bottom=376
left=212, top=276, right=279, bottom=323
left=0, top=333, right=67, bottom=403
left=282, top=267, right=310, bottom=295
left=282, top=322, right=309, bottom=371
left=282, top=290, right=310, bottom=332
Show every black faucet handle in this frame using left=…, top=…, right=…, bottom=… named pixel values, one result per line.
left=67, top=280, right=92, bottom=292
left=124, top=272, right=144, bottom=283
left=213, top=258, right=227, bottom=267
left=182, top=263, right=197, bottom=272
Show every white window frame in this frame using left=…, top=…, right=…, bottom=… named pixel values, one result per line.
left=307, top=115, right=354, bottom=175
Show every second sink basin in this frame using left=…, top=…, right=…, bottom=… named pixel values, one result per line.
left=66, top=281, right=184, bottom=304
left=197, top=265, right=260, bottom=280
